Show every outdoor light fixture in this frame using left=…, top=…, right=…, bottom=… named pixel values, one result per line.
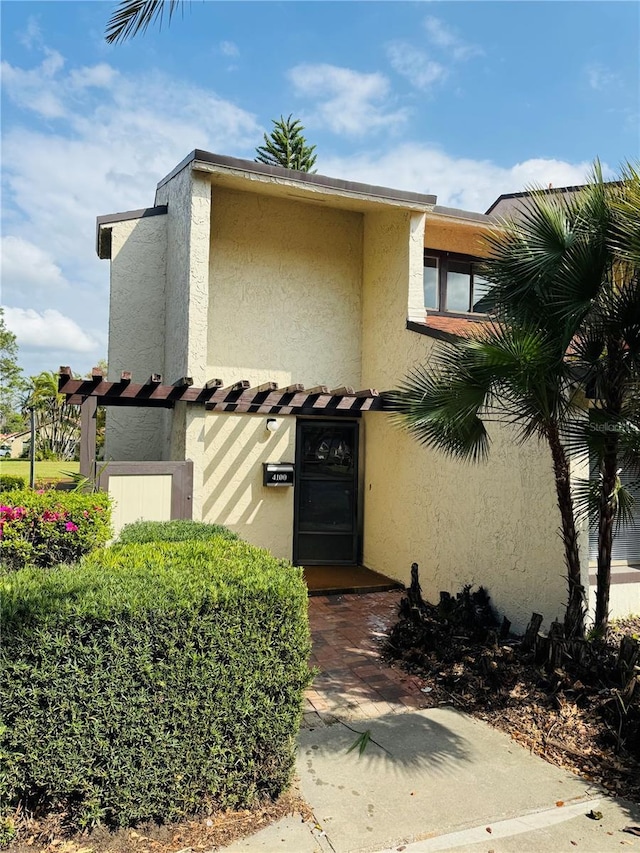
left=265, top=418, right=280, bottom=433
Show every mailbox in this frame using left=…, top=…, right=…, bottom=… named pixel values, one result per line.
left=263, top=462, right=295, bottom=487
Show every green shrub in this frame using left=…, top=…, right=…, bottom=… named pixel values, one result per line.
left=1, top=539, right=311, bottom=829
left=0, top=489, right=111, bottom=571
left=118, top=518, right=238, bottom=544
left=0, top=475, right=25, bottom=492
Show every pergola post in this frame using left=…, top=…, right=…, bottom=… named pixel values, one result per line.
left=80, top=396, right=98, bottom=481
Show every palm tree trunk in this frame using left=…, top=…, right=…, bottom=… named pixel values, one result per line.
left=595, top=447, right=618, bottom=634
left=547, top=422, right=585, bottom=638
left=595, top=339, right=625, bottom=635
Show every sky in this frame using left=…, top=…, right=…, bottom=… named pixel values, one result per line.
left=1, top=0, right=639, bottom=379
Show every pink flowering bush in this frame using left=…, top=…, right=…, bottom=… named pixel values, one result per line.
left=0, top=489, right=112, bottom=571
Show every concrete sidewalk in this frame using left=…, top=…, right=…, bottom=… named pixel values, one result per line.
left=224, top=707, right=640, bottom=853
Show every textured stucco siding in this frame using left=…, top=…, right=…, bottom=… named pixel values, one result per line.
left=154, top=168, right=212, bottom=498
left=202, top=412, right=296, bottom=558
left=105, top=215, right=167, bottom=461
left=424, top=217, right=491, bottom=256
left=155, top=168, right=211, bottom=385
left=360, top=209, right=567, bottom=633
left=207, top=187, right=363, bottom=389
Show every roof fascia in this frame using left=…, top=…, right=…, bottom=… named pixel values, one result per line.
left=157, top=149, right=437, bottom=211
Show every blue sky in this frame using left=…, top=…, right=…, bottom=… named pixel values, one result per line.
left=1, top=0, right=638, bottom=378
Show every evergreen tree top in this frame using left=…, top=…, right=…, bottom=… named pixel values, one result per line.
left=255, top=115, right=317, bottom=173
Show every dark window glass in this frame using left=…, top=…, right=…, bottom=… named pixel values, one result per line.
left=296, top=533, right=355, bottom=563
left=446, top=260, right=472, bottom=312
left=423, top=257, right=438, bottom=309
left=298, top=481, right=353, bottom=532
left=300, top=426, right=354, bottom=478
left=472, top=268, right=493, bottom=313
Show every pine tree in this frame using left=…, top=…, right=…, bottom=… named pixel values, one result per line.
left=255, top=115, right=317, bottom=173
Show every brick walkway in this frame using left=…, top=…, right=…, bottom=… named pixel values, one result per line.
left=304, top=590, right=430, bottom=724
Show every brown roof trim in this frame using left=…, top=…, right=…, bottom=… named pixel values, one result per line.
left=431, top=205, right=495, bottom=224
left=485, top=185, right=585, bottom=215
left=156, top=149, right=438, bottom=208
left=406, top=319, right=458, bottom=343
left=96, top=205, right=168, bottom=259
left=484, top=181, right=623, bottom=215
left=486, top=186, right=580, bottom=215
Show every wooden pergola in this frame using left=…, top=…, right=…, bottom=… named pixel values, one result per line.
left=58, top=367, right=387, bottom=414
left=59, top=367, right=389, bottom=475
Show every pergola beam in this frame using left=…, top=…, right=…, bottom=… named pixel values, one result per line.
left=58, top=368, right=389, bottom=414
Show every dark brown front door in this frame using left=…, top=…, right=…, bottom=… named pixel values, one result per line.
left=293, top=420, right=359, bottom=565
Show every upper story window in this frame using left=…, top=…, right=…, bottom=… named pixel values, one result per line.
left=424, top=251, right=493, bottom=314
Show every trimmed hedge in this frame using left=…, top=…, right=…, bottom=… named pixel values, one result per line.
left=0, top=489, right=111, bottom=572
left=0, top=475, right=25, bottom=492
left=118, top=518, right=238, bottom=544
left=0, top=539, right=311, bottom=829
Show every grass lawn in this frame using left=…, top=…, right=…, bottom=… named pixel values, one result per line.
left=0, top=459, right=79, bottom=483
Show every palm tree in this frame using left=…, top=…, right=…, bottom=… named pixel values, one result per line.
left=567, top=166, right=640, bottom=632
left=255, top=116, right=317, bottom=173
left=26, top=371, right=81, bottom=460
left=106, top=0, right=184, bottom=44
left=392, top=318, right=588, bottom=638
left=392, top=163, right=640, bottom=637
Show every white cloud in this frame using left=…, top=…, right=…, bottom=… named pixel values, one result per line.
left=19, top=16, right=43, bottom=49
left=1, top=49, right=67, bottom=118
left=219, top=40, right=239, bottom=58
left=1, top=46, right=262, bottom=375
left=288, top=63, right=407, bottom=136
left=68, top=63, right=118, bottom=90
left=424, top=16, right=482, bottom=62
left=3, top=307, right=98, bottom=353
left=319, top=145, right=600, bottom=212
left=1, top=236, right=69, bottom=297
left=386, top=42, right=447, bottom=91
left=586, top=63, right=617, bottom=91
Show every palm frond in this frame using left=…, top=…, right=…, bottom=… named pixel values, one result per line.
left=105, top=0, right=183, bottom=44
left=609, top=161, right=640, bottom=268
left=390, top=321, right=576, bottom=461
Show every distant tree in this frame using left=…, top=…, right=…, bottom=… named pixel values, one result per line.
left=255, top=115, right=317, bottom=173
left=26, top=371, right=80, bottom=460
left=0, top=308, right=28, bottom=432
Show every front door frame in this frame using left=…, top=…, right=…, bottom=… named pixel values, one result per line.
left=293, top=417, right=361, bottom=566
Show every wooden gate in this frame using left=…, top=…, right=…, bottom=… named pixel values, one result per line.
left=96, top=461, right=193, bottom=537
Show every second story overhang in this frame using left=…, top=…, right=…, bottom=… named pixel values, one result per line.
left=155, top=149, right=438, bottom=216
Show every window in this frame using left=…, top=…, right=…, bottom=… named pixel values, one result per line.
left=423, top=251, right=493, bottom=314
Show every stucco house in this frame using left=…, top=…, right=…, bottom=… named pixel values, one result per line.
left=88, top=151, right=637, bottom=631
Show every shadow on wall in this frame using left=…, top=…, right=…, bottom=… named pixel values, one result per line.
left=202, top=414, right=293, bottom=533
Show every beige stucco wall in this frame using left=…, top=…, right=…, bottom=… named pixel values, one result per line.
left=360, top=209, right=567, bottom=633
left=105, top=214, right=168, bottom=461
left=154, top=168, right=212, bottom=494
left=199, top=186, right=366, bottom=551
left=424, top=216, right=492, bottom=257
left=207, top=187, right=363, bottom=389
left=155, top=168, right=212, bottom=386
left=102, top=165, right=573, bottom=631
left=201, top=411, right=296, bottom=558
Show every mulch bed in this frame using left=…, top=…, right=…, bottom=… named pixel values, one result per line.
left=5, top=788, right=314, bottom=853
left=384, top=571, right=640, bottom=803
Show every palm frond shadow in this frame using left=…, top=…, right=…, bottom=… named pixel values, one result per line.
left=305, top=710, right=472, bottom=776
